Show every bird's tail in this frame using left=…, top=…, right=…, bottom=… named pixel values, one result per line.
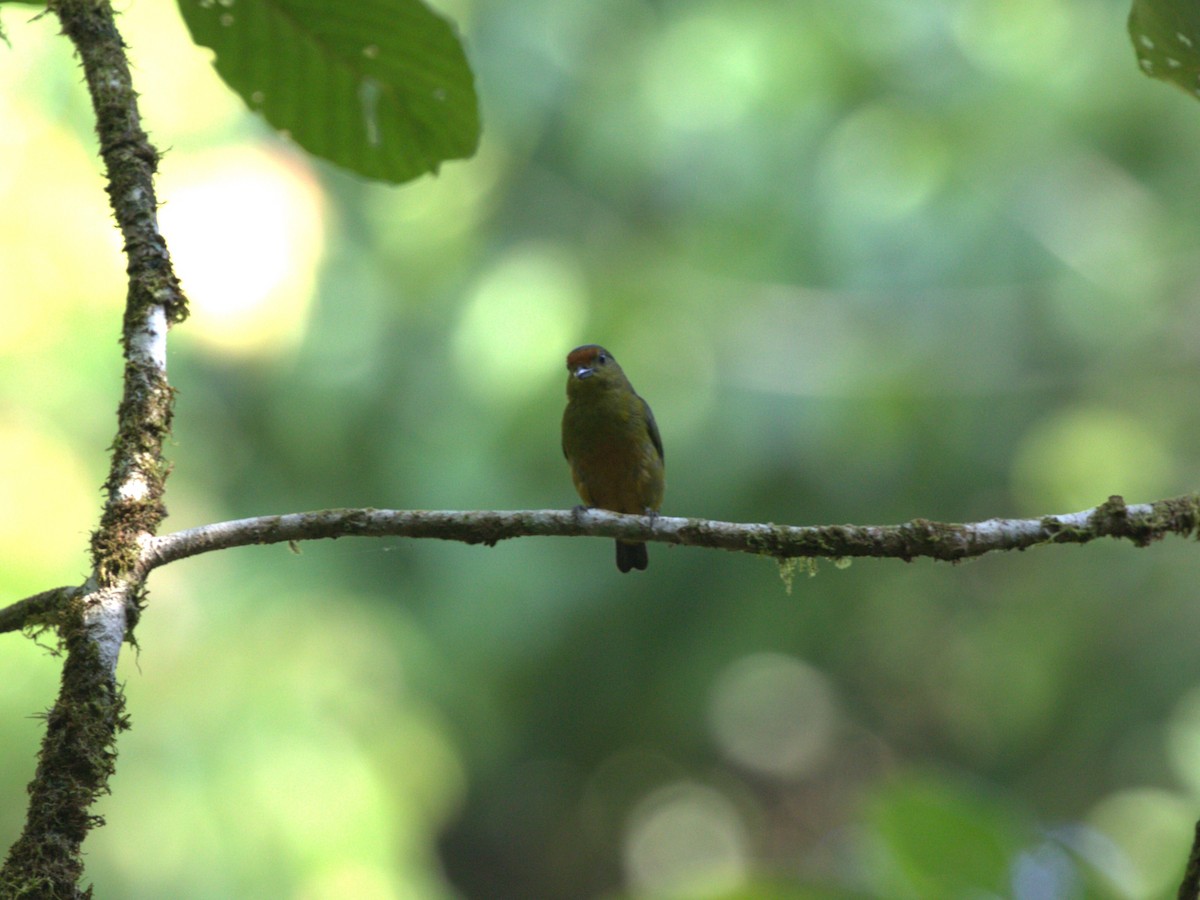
left=616, top=540, right=649, bottom=573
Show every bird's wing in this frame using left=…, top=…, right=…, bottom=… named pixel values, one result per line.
left=641, top=396, right=664, bottom=462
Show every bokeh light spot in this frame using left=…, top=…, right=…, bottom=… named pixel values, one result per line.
left=641, top=12, right=769, bottom=134
left=623, top=782, right=748, bottom=898
left=0, top=117, right=123, bottom=354
left=295, top=862, right=400, bottom=900
left=453, top=243, right=588, bottom=403
left=0, top=419, right=95, bottom=582
left=1166, top=686, right=1200, bottom=797
left=708, top=652, right=837, bottom=779
left=818, top=103, right=949, bottom=221
left=951, top=0, right=1074, bottom=80
left=1086, top=788, right=1193, bottom=899
left=160, top=146, right=326, bottom=356
left=1016, top=154, right=1169, bottom=322
left=1010, top=407, right=1174, bottom=512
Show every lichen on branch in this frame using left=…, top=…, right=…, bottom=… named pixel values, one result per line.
left=133, top=492, right=1200, bottom=572
left=1, top=0, right=187, bottom=894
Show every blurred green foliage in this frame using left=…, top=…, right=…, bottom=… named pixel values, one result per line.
left=3, top=0, right=1200, bottom=897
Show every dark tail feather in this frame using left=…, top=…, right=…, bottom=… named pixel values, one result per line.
left=616, top=540, right=649, bottom=573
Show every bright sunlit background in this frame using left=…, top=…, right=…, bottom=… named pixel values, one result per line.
left=4, top=0, right=1200, bottom=897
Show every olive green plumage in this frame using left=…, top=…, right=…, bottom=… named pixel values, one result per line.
left=561, top=344, right=665, bottom=572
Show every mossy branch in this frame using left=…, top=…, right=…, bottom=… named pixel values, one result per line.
left=0, top=586, right=79, bottom=635
left=4, top=492, right=1196, bottom=638
left=129, top=492, right=1200, bottom=569
left=4, top=492, right=1197, bottom=639
left=1, top=0, right=185, bottom=894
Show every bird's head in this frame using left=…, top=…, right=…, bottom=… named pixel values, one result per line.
left=566, top=344, right=626, bottom=394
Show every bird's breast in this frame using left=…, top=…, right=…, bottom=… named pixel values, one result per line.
left=563, top=412, right=664, bottom=514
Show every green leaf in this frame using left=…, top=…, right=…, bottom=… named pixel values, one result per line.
left=176, top=0, right=480, bottom=184
left=1129, top=0, right=1200, bottom=100
left=866, top=775, right=1026, bottom=897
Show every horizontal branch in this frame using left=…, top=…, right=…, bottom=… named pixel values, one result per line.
left=138, top=493, right=1200, bottom=573
left=2, top=494, right=1197, bottom=636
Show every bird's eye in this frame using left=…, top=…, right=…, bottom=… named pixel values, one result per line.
left=597, top=353, right=608, bottom=364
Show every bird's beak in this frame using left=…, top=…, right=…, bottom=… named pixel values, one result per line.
left=573, top=365, right=594, bottom=379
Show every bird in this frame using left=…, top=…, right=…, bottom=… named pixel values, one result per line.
left=561, top=344, right=665, bottom=572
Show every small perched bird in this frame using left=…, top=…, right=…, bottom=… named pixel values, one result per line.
left=561, top=344, right=665, bottom=572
